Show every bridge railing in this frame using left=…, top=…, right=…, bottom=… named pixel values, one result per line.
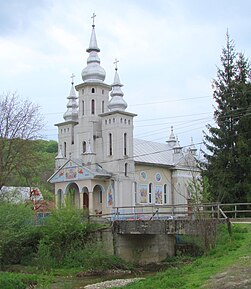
left=90, top=203, right=251, bottom=221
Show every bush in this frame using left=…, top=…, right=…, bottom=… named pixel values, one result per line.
left=62, top=242, right=127, bottom=270
left=35, top=205, right=100, bottom=267
left=0, top=272, right=40, bottom=289
left=0, top=202, right=41, bottom=266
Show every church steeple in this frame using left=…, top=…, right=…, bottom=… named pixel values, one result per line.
left=107, top=59, right=128, bottom=111
left=63, top=74, right=78, bottom=121
left=166, top=126, right=176, bottom=147
left=81, top=13, right=106, bottom=83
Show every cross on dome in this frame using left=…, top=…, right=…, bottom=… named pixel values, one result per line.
left=114, top=58, right=119, bottom=70
left=70, top=73, right=75, bottom=85
left=91, top=13, right=96, bottom=27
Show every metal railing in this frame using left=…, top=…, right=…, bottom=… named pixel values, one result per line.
left=89, top=203, right=251, bottom=221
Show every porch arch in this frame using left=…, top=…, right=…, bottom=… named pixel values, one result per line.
left=56, top=189, right=63, bottom=208
left=93, top=184, right=104, bottom=214
left=65, top=182, right=80, bottom=208
left=81, top=186, right=89, bottom=209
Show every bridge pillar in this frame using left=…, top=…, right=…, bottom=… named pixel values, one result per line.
left=113, top=233, right=175, bottom=265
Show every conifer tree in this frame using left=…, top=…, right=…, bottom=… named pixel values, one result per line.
left=204, top=33, right=251, bottom=203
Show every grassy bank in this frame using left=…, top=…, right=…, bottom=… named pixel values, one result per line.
left=121, top=224, right=251, bottom=289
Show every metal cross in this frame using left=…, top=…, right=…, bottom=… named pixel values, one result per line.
left=114, top=58, right=119, bottom=70
left=91, top=13, right=96, bottom=26
left=70, top=73, right=75, bottom=84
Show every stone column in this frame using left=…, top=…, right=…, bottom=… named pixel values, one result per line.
left=89, top=191, right=94, bottom=214
left=79, top=193, right=83, bottom=209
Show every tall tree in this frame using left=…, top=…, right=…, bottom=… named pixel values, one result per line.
left=0, top=92, right=43, bottom=190
left=203, top=33, right=251, bottom=203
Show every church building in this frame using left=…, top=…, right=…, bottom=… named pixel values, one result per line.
left=48, top=17, right=199, bottom=217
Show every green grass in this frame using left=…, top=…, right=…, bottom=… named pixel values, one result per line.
left=0, top=272, right=52, bottom=289
left=120, top=224, right=251, bottom=289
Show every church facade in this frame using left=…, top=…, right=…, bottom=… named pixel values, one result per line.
left=48, top=19, right=199, bottom=217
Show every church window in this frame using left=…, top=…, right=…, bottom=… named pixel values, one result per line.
left=124, top=119, right=127, bottom=124
left=67, top=128, right=69, bottom=132
left=164, top=184, right=168, bottom=204
left=61, top=129, right=62, bottom=133
left=113, top=118, right=115, bottom=123
left=120, top=118, right=122, bottom=123
left=82, top=100, right=85, bottom=115
left=91, top=87, right=95, bottom=93
left=105, top=119, right=107, bottom=125
left=102, top=101, right=105, bottom=113
left=102, top=89, right=104, bottom=95
left=82, top=88, right=84, bottom=94
left=91, top=99, right=95, bottom=114
left=124, top=133, right=127, bottom=155
left=83, top=141, right=86, bottom=153
left=109, top=119, right=111, bottom=124
left=109, top=133, right=113, bottom=156
left=64, top=142, right=66, bottom=157
left=128, top=119, right=131, bottom=125
left=148, top=183, right=153, bottom=203
left=125, top=163, right=128, bottom=176
left=64, top=128, right=66, bottom=133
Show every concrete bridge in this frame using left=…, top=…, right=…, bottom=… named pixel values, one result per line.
left=94, top=218, right=223, bottom=265
left=92, top=203, right=251, bottom=264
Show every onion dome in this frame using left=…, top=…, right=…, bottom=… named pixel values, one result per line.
left=63, top=74, right=78, bottom=121
left=81, top=16, right=106, bottom=83
left=166, top=126, right=176, bottom=147
left=108, top=60, right=127, bottom=111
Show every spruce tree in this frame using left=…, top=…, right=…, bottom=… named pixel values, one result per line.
left=204, top=33, right=251, bottom=203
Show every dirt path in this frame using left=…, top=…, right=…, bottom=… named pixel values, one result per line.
left=202, top=255, right=251, bottom=289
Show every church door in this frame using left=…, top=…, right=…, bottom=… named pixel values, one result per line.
left=83, top=192, right=89, bottom=209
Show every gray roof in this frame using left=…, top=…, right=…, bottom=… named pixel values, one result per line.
left=133, top=138, right=174, bottom=167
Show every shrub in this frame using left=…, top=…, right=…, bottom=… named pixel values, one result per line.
left=0, top=202, right=41, bottom=266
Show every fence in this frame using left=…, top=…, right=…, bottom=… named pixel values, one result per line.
left=89, top=203, right=251, bottom=221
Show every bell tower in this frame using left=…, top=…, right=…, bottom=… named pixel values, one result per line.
left=75, top=14, right=111, bottom=162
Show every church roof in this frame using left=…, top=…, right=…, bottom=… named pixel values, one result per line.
left=133, top=138, right=175, bottom=167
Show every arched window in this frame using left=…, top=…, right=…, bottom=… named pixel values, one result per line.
left=125, top=163, right=128, bottom=176
left=109, top=133, right=112, bottom=156
left=64, top=142, right=66, bottom=157
left=91, top=87, right=95, bottom=93
left=91, top=99, right=95, bottom=114
left=124, top=133, right=127, bottom=155
left=149, top=183, right=153, bottom=203
left=164, top=184, right=168, bottom=204
left=82, top=100, right=85, bottom=115
left=102, top=100, right=105, bottom=113
left=83, top=141, right=86, bottom=153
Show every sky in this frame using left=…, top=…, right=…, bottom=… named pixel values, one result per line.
left=1, top=0, right=251, bottom=155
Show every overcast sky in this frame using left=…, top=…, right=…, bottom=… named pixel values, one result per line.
left=1, top=0, right=250, bottom=154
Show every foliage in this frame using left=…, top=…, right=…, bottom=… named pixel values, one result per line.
left=5, top=139, right=57, bottom=192
left=61, top=243, right=127, bottom=270
left=122, top=224, right=251, bottom=289
left=203, top=33, right=251, bottom=203
left=0, top=202, right=41, bottom=266
left=0, top=272, right=52, bottom=289
left=35, top=205, right=103, bottom=268
left=0, top=92, right=44, bottom=190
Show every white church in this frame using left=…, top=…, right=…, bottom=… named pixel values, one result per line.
left=48, top=17, right=199, bottom=217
